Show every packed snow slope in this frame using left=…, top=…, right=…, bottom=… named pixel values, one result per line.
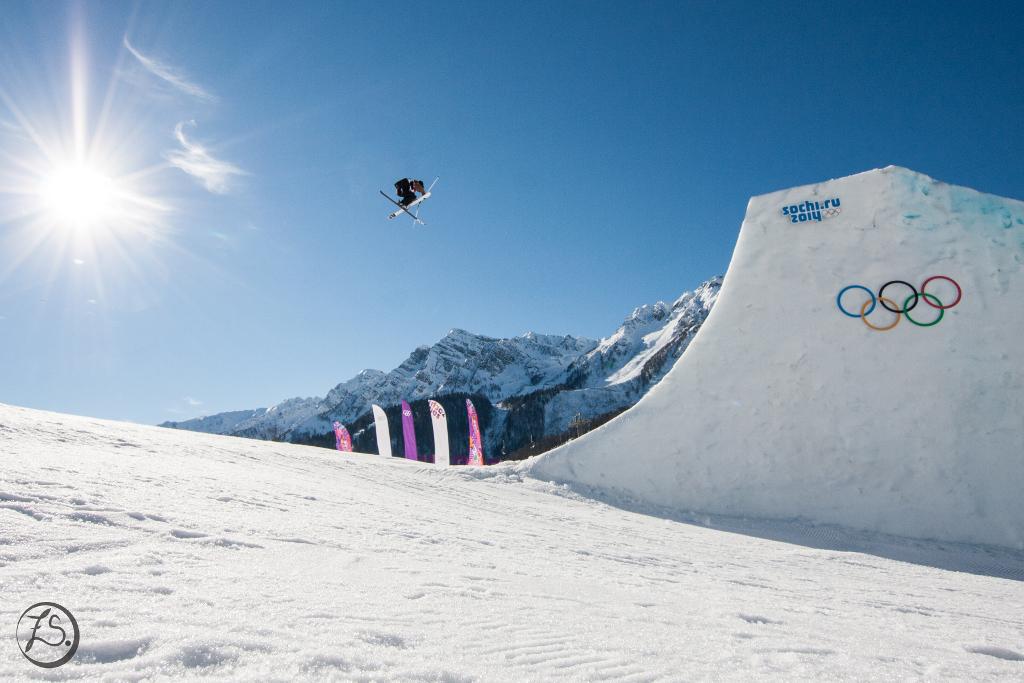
left=529, top=167, right=1024, bottom=549
left=1, top=403, right=1023, bottom=681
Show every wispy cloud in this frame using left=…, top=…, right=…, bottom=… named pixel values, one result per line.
left=123, top=35, right=216, bottom=102
left=185, top=396, right=203, bottom=407
left=0, top=117, right=28, bottom=141
left=165, top=121, right=247, bottom=194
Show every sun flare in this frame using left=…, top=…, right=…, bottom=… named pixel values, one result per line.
left=37, top=163, right=119, bottom=230
left=0, top=10, right=183, bottom=318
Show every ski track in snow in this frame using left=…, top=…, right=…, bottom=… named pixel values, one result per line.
left=1, top=403, right=1023, bottom=680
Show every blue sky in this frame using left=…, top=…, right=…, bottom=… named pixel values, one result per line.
left=1, top=1, right=1022, bottom=424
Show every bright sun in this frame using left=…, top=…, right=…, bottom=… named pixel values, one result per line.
left=37, top=163, right=119, bottom=230
left=0, top=24, right=174, bottom=309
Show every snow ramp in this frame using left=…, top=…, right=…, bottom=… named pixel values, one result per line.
left=527, top=166, right=1024, bottom=549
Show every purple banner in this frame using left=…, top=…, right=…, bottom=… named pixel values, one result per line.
left=401, top=400, right=418, bottom=460
left=466, top=399, right=484, bottom=466
left=333, top=421, right=352, bottom=452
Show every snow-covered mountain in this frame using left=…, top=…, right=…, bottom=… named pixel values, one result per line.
left=317, top=329, right=598, bottom=424
left=540, top=277, right=721, bottom=435
left=162, top=277, right=722, bottom=452
left=170, top=331, right=600, bottom=443
left=161, top=408, right=266, bottom=435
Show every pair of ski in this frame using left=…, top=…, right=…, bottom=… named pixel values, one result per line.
left=380, top=177, right=439, bottom=225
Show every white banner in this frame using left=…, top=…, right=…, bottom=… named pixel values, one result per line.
left=371, top=404, right=391, bottom=457
left=428, top=400, right=450, bottom=467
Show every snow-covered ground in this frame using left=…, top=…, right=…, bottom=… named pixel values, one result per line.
left=2, top=402, right=1022, bottom=680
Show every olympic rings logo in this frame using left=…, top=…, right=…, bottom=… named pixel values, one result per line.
left=836, top=276, right=962, bottom=330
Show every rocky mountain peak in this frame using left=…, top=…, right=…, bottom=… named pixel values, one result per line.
left=162, top=276, right=723, bottom=452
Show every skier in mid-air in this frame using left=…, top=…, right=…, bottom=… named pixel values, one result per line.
left=380, top=176, right=437, bottom=225
left=394, top=178, right=426, bottom=206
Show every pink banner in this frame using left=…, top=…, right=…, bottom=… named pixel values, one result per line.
left=401, top=400, right=418, bottom=460
left=333, top=421, right=352, bottom=452
left=466, top=399, right=484, bottom=466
